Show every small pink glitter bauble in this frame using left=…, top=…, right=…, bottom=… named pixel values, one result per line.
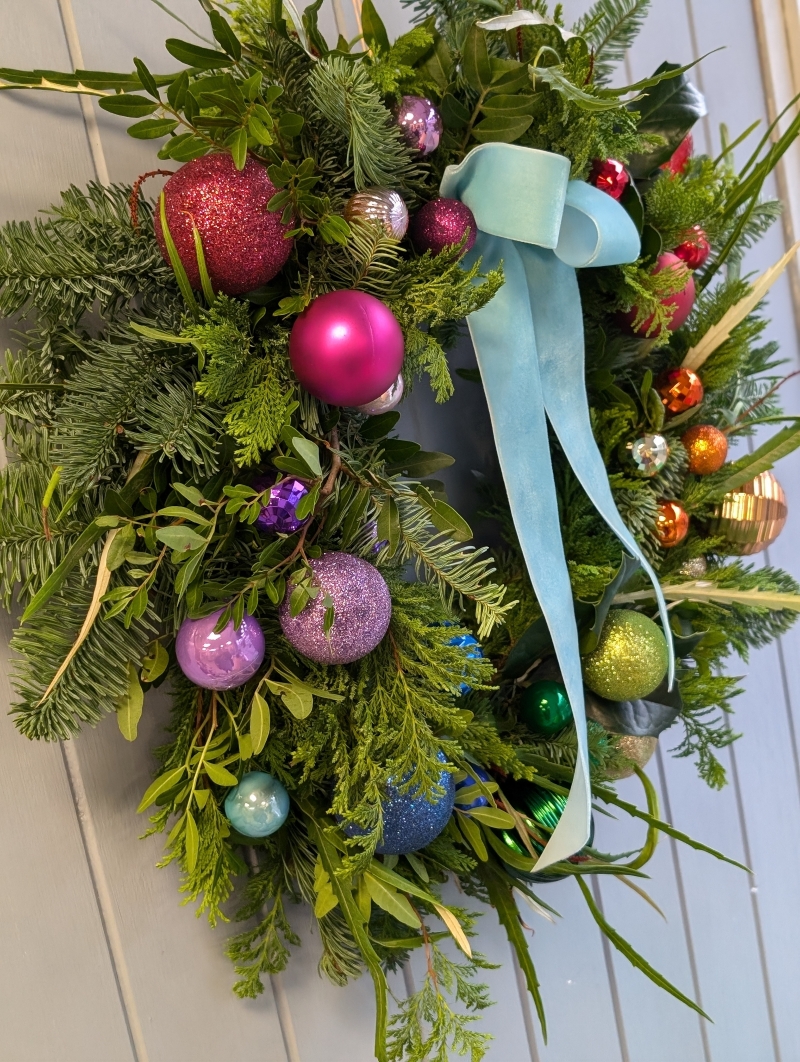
left=409, top=198, right=477, bottom=256
left=279, top=552, right=392, bottom=664
left=289, top=290, right=404, bottom=406
left=154, top=153, right=293, bottom=295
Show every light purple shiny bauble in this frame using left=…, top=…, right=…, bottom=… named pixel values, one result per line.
left=176, top=609, right=265, bottom=690
left=289, top=290, right=404, bottom=407
left=279, top=552, right=391, bottom=664
left=354, top=373, right=404, bottom=415
left=410, top=198, right=478, bottom=256
left=254, top=474, right=310, bottom=535
left=395, top=96, right=443, bottom=156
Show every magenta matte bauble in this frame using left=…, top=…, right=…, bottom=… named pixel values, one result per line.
left=279, top=552, right=391, bottom=664
left=621, top=253, right=696, bottom=335
left=154, top=154, right=293, bottom=295
left=410, top=198, right=477, bottom=256
left=289, top=290, right=405, bottom=406
left=176, top=609, right=265, bottom=689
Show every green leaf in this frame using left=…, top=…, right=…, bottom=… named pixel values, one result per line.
left=205, top=761, right=240, bottom=787
left=159, top=192, right=199, bottom=315
left=428, top=500, right=472, bottom=542
left=361, top=0, right=390, bottom=53
left=133, top=57, right=160, bottom=99
left=458, top=812, right=488, bottom=861
left=137, top=766, right=186, bottom=812
left=712, top=425, right=800, bottom=496
left=462, top=25, right=492, bottom=93
left=156, top=525, right=207, bottom=551
left=294, top=482, right=319, bottom=521
left=282, top=688, right=313, bottom=719
left=192, top=225, right=215, bottom=303
left=172, top=483, right=205, bottom=507
left=376, top=497, right=400, bottom=556
left=405, top=852, right=429, bottom=882
left=105, top=523, right=136, bottom=571
left=480, top=94, right=536, bottom=116
left=364, top=873, right=419, bottom=929
left=533, top=65, right=629, bottom=112
left=165, top=38, right=234, bottom=69
left=440, top=92, right=470, bottom=130
left=161, top=135, right=208, bottom=162
left=361, top=411, right=401, bottom=440
left=209, top=10, right=242, bottom=60
left=250, top=691, right=271, bottom=754
left=127, top=117, right=179, bottom=139
left=225, top=127, right=248, bottom=171
left=248, top=115, right=274, bottom=146
left=628, top=61, right=708, bottom=177
left=141, top=641, right=169, bottom=683
left=386, top=451, right=455, bottom=478
left=167, top=69, right=189, bottom=109
left=117, top=664, right=144, bottom=741
left=98, top=93, right=158, bottom=117
left=157, top=505, right=210, bottom=524
left=466, top=806, right=515, bottom=828
left=22, top=520, right=106, bottom=622
left=289, top=435, right=322, bottom=476
left=95, top=515, right=122, bottom=528
left=185, top=810, right=199, bottom=873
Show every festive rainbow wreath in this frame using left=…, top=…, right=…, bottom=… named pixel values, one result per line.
left=2, top=1, right=800, bottom=1057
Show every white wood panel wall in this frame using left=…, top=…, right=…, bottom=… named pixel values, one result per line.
left=1, top=2, right=799, bottom=1059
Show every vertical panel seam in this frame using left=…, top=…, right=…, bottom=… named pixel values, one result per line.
left=590, top=879, right=630, bottom=1062
left=55, top=0, right=110, bottom=185
left=508, top=939, right=540, bottom=1062
left=60, top=741, right=149, bottom=1062
left=656, top=746, right=713, bottom=1062
left=682, top=0, right=714, bottom=153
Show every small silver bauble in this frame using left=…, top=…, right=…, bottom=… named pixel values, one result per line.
left=627, top=433, right=669, bottom=476
left=677, top=555, right=708, bottom=578
left=354, top=374, right=404, bottom=415
left=343, top=188, right=409, bottom=241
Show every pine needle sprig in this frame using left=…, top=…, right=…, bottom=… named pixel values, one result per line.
left=572, top=0, right=652, bottom=85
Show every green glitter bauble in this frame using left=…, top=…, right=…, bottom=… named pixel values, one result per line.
left=583, top=610, right=668, bottom=701
left=499, top=779, right=594, bottom=883
left=520, top=680, right=572, bottom=735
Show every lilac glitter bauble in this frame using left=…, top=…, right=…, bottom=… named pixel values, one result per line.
left=410, top=198, right=478, bottom=256
left=395, top=95, right=443, bottom=156
left=254, top=475, right=310, bottom=535
left=176, top=609, right=265, bottom=690
left=354, top=373, right=404, bottom=415
left=289, top=290, right=404, bottom=407
left=343, top=188, right=409, bottom=240
left=279, top=552, right=391, bottom=664
left=343, top=752, right=455, bottom=855
left=154, top=154, right=293, bottom=295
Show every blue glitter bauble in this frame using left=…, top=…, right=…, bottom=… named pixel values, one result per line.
left=455, top=763, right=492, bottom=810
left=224, top=771, right=290, bottom=838
left=448, top=633, right=483, bottom=694
left=344, top=751, right=455, bottom=855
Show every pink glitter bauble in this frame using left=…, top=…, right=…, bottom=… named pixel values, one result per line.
left=620, top=253, right=696, bottom=335
left=154, top=153, right=293, bottom=295
left=279, top=552, right=391, bottom=664
left=289, top=290, right=404, bottom=406
left=409, top=198, right=477, bottom=256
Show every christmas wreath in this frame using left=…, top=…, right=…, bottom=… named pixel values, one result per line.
left=2, top=0, right=800, bottom=1057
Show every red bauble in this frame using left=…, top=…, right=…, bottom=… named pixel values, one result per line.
left=662, top=133, right=693, bottom=176
left=589, top=158, right=629, bottom=200
left=673, top=225, right=711, bottom=269
left=289, top=290, right=405, bottom=407
left=621, top=253, right=695, bottom=336
left=410, top=198, right=477, bottom=255
left=154, top=154, right=293, bottom=295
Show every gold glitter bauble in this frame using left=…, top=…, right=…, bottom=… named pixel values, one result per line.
left=681, top=424, right=728, bottom=474
left=606, top=736, right=658, bottom=780
left=583, top=610, right=669, bottom=702
left=710, top=470, right=787, bottom=555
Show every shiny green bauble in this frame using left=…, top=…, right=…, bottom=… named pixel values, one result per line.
left=583, top=610, right=668, bottom=702
left=520, top=680, right=572, bottom=735
left=498, top=779, right=594, bottom=883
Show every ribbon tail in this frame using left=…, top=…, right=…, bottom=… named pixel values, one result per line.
left=519, top=244, right=675, bottom=687
left=465, top=234, right=591, bottom=870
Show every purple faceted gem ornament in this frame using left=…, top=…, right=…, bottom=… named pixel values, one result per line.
left=410, top=198, right=478, bottom=256
left=279, top=552, right=391, bottom=664
left=176, top=609, right=265, bottom=690
left=395, top=95, right=443, bottom=156
left=254, top=475, right=310, bottom=535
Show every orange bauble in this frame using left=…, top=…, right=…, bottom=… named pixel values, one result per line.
left=681, top=424, right=728, bottom=474
left=710, top=470, right=788, bottom=555
left=655, top=500, right=690, bottom=547
left=656, top=368, right=704, bottom=414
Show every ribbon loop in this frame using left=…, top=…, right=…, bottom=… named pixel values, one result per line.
left=441, top=144, right=674, bottom=871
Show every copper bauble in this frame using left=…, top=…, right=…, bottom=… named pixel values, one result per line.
left=655, top=500, right=689, bottom=547
left=606, top=736, right=658, bottom=779
left=711, top=470, right=787, bottom=555
left=656, top=367, right=704, bottom=414
left=681, top=424, right=728, bottom=474
left=343, top=188, right=409, bottom=240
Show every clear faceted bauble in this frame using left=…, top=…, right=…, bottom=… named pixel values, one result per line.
left=343, top=188, right=409, bottom=240
left=627, top=433, right=669, bottom=476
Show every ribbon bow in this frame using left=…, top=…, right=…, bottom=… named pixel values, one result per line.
left=441, top=143, right=674, bottom=871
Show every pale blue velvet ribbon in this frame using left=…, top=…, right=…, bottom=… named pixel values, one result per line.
left=441, top=144, right=674, bottom=871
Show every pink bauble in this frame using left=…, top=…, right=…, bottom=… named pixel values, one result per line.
left=289, top=290, right=404, bottom=406
left=621, top=253, right=696, bottom=335
left=409, top=198, right=477, bottom=256
left=673, top=225, right=710, bottom=269
left=154, top=154, right=293, bottom=295
left=176, top=609, right=265, bottom=690
left=279, top=552, right=392, bottom=664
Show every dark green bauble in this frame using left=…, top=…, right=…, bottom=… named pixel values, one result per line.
left=519, top=680, right=572, bottom=735
left=499, top=779, right=594, bottom=884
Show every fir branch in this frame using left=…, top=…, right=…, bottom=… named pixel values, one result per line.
left=572, top=0, right=652, bottom=85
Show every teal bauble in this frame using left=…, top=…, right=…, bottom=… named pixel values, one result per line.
left=499, top=779, right=594, bottom=883
left=224, top=771, right=290, bottom=838
left=520, top=680, right=572, bottom=735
